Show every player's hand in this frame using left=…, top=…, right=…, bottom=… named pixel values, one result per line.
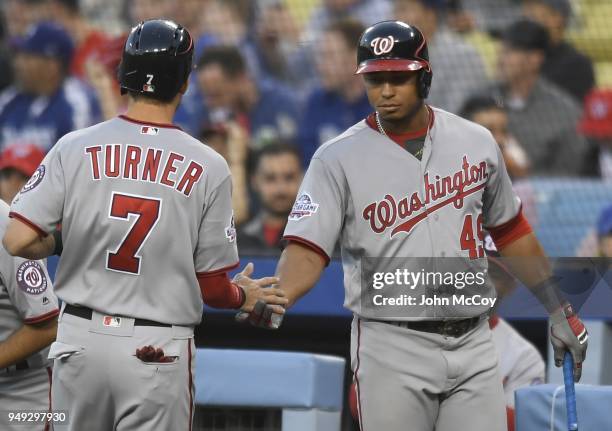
left=232, top=263, right=287, bottom=329
left=550, top=303, right=588, bottom=382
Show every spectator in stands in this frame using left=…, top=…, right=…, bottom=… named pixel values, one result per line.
left=488, top=19, right=589, bottom=176
left=0, top=0, right=48, bottom=90
left=178, top=46, right=299, bottom=148
left=171, top=0, right=207, bottom=39
left=298, top=19, right=371, bottom=165
left=200, top=0, right=250, bottom=46
left=0, top=143, right=44, bottom=204
left=238, top=143, right=303, bottom=255
left=452, top=0, right=521, bottom=35
left=128, top=0, right=175, bottom=23
left=2, top=0, right=47, bottom=37
left=250, top=0, right=313, bottom=95
left=578, top=89, right=612, bottom=179
left=523, top=0, right=595, bottom=102
left=461, top=95, right=530, bottom=178
left=83, top=34, right=127, bottom=120
left=394, top=0, right=489, bottom=114
left=47, top=0, right=112, bottom=80
left=0, top=22, right=101, bottom=152
left=200, top=121, right=251, bottom=225
left=304, top=0, right=392, bottom=37
left=596, top=204, right=612, bottom=258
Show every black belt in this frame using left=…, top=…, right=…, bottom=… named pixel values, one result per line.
left=64, top=304, right=171, bottom=328
left=375, top=316, right=483, bottom=337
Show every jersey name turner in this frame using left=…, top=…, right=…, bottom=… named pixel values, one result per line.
left=85, top=144, right=204, bottom=196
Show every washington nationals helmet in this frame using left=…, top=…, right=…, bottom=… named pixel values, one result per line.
left=118, top=19, right=194, bottom=102
left=356, top=20, right=432, bottom=99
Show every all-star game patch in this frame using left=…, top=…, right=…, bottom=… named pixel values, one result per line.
left=16, top=261, right=48, bottom=295
left=21, top=165, right=45, bottom=193
left=289, top=193, right=319, bottom=221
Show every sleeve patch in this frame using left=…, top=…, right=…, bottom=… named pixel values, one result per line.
left=20, top=165, right=46, bottom=193
left=225, top=215, right=236, bottom=243
left=289, top=193, right=319, bottom=221
left=16, top=261, right=49, bottom=295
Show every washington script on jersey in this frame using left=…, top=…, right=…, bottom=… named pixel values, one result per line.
left=363, top=155, right=488, bottom=237
left=84, top=144, right=204, bottom=196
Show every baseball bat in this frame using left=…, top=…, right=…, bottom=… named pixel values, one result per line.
left=563, top=351, right=578, bottom=431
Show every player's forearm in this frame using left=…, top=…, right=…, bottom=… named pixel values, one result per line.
left=276, top=243, right=326, bottom=308
left=498, top=233, right=564, bottom=312
left=3, top=218, right=55, bottom=259
left=498, top=233, right=551, bottom=286
left=0, top=318, right=57, bottom=369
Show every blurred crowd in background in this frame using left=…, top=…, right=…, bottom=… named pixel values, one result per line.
left=0, top=0, right=611, bottom=258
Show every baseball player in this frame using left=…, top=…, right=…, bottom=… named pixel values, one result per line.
left=3, top=20, right=287, bottom=431
left=263, top=21, right=588, bottom=431
left=0, top=199, right=59, bottom=431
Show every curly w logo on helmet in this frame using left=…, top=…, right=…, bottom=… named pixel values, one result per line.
left=371, top=36, right=395, bottom=56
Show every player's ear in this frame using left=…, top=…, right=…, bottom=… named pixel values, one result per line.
left=178, top=80, right=189, bottom=95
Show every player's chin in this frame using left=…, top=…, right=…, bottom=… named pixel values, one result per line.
left=378, top=108, right=405, bottom=122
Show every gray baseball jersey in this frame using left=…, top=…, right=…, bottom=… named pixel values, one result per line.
left=0, top=199, right=58, bottom=368
left=10, top=116, right=238, bottom=326
left=284, top=107, right=521, bottom=320
left=0, top=199, right=57, bottom=431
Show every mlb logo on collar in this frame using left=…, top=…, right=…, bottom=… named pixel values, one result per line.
left=141, top=126, right=159, bottom=135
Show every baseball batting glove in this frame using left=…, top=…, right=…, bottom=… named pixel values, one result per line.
left=550, top=302, right=588, bottom=382
left=135, top=346, right=176, bottom=363
left=232, top=263, right=287, bottom=329
left=235, top=301, right=285, bottom=329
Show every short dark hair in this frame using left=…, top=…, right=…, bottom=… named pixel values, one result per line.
left=253, top=142, right=302, bottom=172
left=502, top=19, right=550, bottom=52
left=460, top=94, right=505, bottom=120
left=197, top=46, right=246, bottom=77
left=325, top=18, right=366, bottom=49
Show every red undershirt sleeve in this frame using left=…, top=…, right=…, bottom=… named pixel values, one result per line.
left=488, top=209, right=532, bottom=250
left=196, top=271, right=245, bottom=309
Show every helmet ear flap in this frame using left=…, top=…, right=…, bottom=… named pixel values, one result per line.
left=418, top=68, right=432, bottom=99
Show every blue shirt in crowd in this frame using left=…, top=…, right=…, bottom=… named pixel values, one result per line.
left=0, top=78, right=101, bottom=152
left=174, top=79, right=299, bottom=149
left=298, top=88, right=372, bottom=165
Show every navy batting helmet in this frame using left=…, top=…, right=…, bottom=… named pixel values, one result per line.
left=356, top=20, right=432, bottom=98
left=118, top=19, right=194, bottom=102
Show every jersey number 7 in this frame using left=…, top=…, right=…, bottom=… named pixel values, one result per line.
left=106, top=193, right=162, bottom=275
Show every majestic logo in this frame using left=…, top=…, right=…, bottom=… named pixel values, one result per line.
left=16, top=261, right=48, bottom=295
left=225, top=215, right=236, bottom=243
left=21, top=165, right=45, bottom=193
left=289, top=193, right=319, bottom=221
left=103, top=316, right=122, bottom=328
left=371, top=36, right=395, bottom=56
left=363, top=156, right=488, bottom=237
left=140, top=126, right=159, bottom=135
